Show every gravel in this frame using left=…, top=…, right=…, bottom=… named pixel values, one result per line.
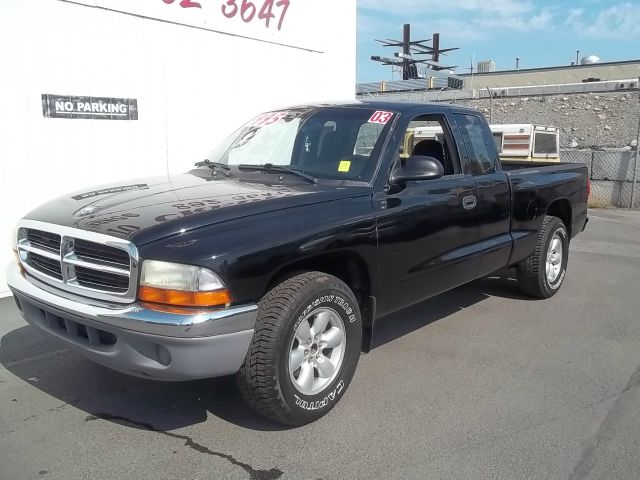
left=455, top=92, right=640, bottom=149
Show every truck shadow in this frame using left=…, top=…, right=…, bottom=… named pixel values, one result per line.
left=0, top=270, right=530, bottom=432
left=371, top=268, right=529, bottom=348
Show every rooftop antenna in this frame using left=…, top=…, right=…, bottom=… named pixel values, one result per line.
left=402, top=23, right=411, bottom=80
left=371, top=24, right=460, bottom=79
left=432, top=33, right=440, bottom=63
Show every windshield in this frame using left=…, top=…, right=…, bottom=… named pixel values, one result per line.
left=205, top=106, right=395, bottom=182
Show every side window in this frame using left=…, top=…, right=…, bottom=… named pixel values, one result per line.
left=404, top=116, right=457, bottom=175
left=533, top=132, right=558, bottom=156
left=455, top=114, right=499, bottom=175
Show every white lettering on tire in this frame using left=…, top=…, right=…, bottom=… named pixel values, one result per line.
left=294, top=294, right=359, bottom=331
left=290, top=292, right=356, bottom=411
left=294, top=380, right=345, bottom=411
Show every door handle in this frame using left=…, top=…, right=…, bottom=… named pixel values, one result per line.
left=462, top=195, right=477, bottom=210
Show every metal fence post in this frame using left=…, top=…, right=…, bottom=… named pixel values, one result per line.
left=631, top=80, right=640, bottom=209
left=632, top=111, right=640, bottom=209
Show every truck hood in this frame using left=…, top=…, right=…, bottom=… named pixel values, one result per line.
left=24, top=170, right=371, bottom=245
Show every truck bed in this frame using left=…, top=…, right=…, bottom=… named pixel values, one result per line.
left=501, top=160, right=589, bottom=266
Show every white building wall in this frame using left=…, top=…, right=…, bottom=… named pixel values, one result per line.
left=0, top=0, right=356, bottom=295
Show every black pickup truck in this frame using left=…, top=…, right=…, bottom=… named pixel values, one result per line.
left=7, top=101, right=588, bottom=425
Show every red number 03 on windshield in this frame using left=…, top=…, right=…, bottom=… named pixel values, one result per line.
left=368, top=111, right=394, bottom=124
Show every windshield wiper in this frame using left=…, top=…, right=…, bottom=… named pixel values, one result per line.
left=237, top=164, right=317, bottom=184
left=194, top=159, right=232, bottom=177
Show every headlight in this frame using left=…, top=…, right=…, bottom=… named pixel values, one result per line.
left=138, top=260, right=232, bottom=308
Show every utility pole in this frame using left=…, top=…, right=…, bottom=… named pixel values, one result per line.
left=467, top=59, right=475, bottom=92
left=632, top=76, right=640, bottom=209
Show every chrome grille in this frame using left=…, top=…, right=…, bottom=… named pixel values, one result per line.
left=26, top=229, right=61, bottom=253
left=74, top=239, right=130, bottom=268
left=16, top=220, right=139, bottom=303
left=75, top=266, right=130, bottom=292
left=28, top=253, right=63, bottom=280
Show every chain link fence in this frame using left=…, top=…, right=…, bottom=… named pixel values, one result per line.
left=561, top=148, right=640, bottom=209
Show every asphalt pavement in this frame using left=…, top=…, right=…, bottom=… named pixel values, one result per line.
left=1, top=208, right=640, bottom=480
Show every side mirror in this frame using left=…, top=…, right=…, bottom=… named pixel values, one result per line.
left=389, top=155, right=445, bottom=185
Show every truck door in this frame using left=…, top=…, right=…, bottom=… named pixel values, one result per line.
left=452, top=113, right=512, bottom=277
left=374, top=112, right=482, bottom=317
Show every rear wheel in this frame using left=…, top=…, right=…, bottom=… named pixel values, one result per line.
left=236, top=272, right=362, bottom=425
left=517, top=215, right=569, bottom=299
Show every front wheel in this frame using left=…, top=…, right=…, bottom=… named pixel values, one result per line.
left=517, top=215, right=569, bottom=299
left=236, top=272, right=362, bottom=425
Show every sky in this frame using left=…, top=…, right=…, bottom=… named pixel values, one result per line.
left=356, top=0, right=640, bottom=83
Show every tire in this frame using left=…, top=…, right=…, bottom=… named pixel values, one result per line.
left=517, top=215, right=569, bottom=299
left=236, top=272, right=362, bottom=426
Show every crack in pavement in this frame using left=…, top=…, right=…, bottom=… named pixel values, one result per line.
left=568, top=364, right=640, bottom=480
left=85, top=413, right=283, bottom=480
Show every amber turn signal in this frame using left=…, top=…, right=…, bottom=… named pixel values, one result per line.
left=12, top=248, right=25, bottom=275
left=138, top=286, right=232, bottom=308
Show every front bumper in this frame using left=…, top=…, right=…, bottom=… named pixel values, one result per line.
left=7, top=262, right=257, bottom=381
